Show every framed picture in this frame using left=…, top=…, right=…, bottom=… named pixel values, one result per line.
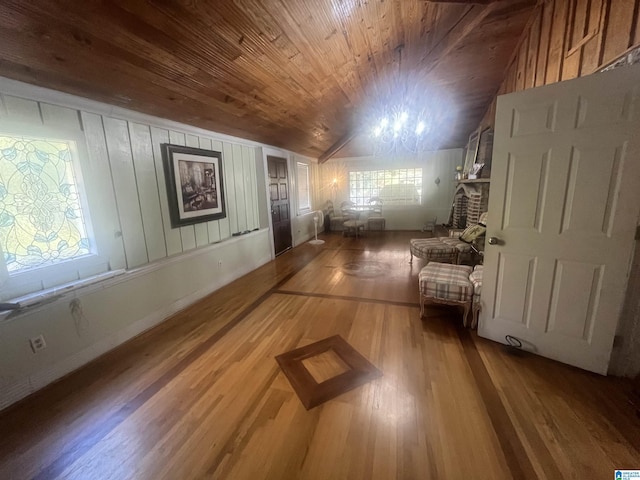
left=161, top=143, right=226, bottom=228
left=476, top=127, right=494, bottom=178
left=464, top=129, right=480, bottom=174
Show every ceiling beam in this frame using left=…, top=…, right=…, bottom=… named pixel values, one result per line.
left=318, top=130, right=359, bottom=164
left=418, top=3, right=499, bottom=77
left=319, top=4, right=497, bottom=163
left=319, top=0, right=535, bottom=162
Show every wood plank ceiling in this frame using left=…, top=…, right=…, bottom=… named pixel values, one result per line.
left=0, top=0, right=536, bottom=159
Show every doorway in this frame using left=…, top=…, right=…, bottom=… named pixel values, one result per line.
left=267, top=155, right=292, bottom=256
left=479, top=64, right=640, bottom=374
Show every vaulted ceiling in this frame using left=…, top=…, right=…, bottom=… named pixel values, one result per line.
left=0, top=0, right=536, bottom=159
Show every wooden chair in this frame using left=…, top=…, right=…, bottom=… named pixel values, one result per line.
left=366, top=197, right=386, bottom=231
left=342, top=208, right=365, bottom=238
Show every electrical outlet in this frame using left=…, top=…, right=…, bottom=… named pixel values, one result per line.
left=29, top=334, right=47, bottom=353
left=218, top=260, right=223, bottom=268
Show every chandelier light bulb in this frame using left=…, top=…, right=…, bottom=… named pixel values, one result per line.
left=369, top=102, right=438, bottom=155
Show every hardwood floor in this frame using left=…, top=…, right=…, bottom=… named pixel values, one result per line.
left=1, top=232, right=639, bottom=479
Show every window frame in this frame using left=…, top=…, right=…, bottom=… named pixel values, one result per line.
left=348, top=167, right=423, bottom=206
left=296, top=161, right=311, bottom=214
left=0, top=122, right=109, bottom=299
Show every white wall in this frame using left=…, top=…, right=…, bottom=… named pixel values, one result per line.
left=0, top=78, right=277, bottom=410
left=321, top=149, right=464, bottom=230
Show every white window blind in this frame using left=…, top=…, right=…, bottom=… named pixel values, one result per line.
left=297, top=162, right=310, bottom=212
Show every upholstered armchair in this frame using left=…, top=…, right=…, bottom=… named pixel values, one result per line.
left=410, top=212, right=487, bottom=265
left=324, top=200, right=346, bottom=232
left=418, top=262, right=483, bottom=328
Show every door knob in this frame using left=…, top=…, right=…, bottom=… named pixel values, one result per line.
left=488, top=236, right=500, bottom=245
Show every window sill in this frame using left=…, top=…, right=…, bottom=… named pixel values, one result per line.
left=0, top=269, right=126, bottom=321
left=0, top=228, right=269, bottom=323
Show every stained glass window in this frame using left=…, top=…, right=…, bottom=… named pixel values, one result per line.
left=0, top=134, right=91, bottom=274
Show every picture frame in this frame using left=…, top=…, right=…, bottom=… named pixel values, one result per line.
left=464, top=129, right=480, bottom=175
left=161, top=143, right=226, bottom=228
left=476, top=127, right=494, bottom=178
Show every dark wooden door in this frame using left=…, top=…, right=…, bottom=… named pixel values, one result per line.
left=267, top=156, right=292, bottom=256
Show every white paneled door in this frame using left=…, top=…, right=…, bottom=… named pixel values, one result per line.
left=479, top=64, right=640, bottom=374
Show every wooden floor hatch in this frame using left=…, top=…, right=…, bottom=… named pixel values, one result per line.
left=275, top=335, right=383, bottom=410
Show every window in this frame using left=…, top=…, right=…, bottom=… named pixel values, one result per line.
left=0, top=133, right=93, bottom=280
left=297, top=162, right=311, bottom=212
left=349, top=168, right=423, bottom=206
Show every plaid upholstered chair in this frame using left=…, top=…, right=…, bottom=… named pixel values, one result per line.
left=419, top=262, right=474, bottom=327
left=409, top=212, right=487, bottom=265
left=410, top=237, right=470, bottom=265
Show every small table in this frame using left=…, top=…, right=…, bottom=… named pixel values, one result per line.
left=343, top=220, right=366, bottom=238
left=342, top=207, right=372, bottom=238
left=344, top=207, right=374, bottom=218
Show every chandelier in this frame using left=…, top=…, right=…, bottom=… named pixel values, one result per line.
left=366, top=45, right=441, bottom=156
left=370, top=105, right=430, bottom=156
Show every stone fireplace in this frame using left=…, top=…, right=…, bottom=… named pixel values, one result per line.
left=451, top=181, right=490, bottom=228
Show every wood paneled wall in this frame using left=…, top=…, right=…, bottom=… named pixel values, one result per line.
left=478, top=0, right=640, bottom=128
left=0, top=90, right=261, bottom=299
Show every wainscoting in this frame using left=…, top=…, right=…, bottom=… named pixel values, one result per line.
left=0, top=78, right=275, bottom=410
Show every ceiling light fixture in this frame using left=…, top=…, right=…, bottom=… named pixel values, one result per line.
left=368, top=45, right=434, bottom=156
left=370, top=105, right=431, bottom=156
